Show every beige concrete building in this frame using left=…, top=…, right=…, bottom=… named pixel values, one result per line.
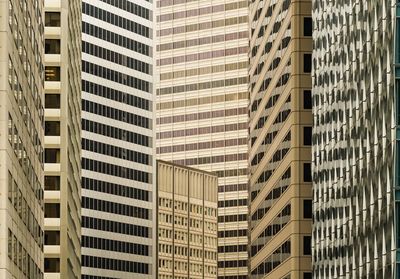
left=157, top=160, right=218, bottom=279
left=155, top=0, right=249, bottom=277
left=248, top=0, right=312, bottom=278
left=0, top=0, right=45, bottom=277
left=43, top=0, right=81, bottom=278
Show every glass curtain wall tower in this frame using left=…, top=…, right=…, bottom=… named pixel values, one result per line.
left=248, top=0, right=313, bottom=278
left=80, top=0, right=157, bottom=278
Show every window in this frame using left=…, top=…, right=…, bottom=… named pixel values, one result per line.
left=303, top=90, right=312, bottom=109
left=304, top=272, right=312, bottom=279
left=45, top=39, right=60, bottom=54
left=44, top=258, right=60, bottom=272
left=303, top=200, right=312, bottom=218
left=303, top=236, right=311, bottom=255
left=303, top=17, right=312, bottom=36
left=303, top=127, right=312, bottom=145
left=45, top=176, right=60, bottom=190
left=44, top=203, right=60, bottom=218
left=45, top=121, right=60, bottom=136
left=45, top=67, right=61, bottom=81
left=45, top=12, right=60, bottom=26
left=303, top=54, right=312, bottom=73
left=44, top=231, right=60, bottom=245
left=45, top=94, right=60, bottom=108
left=45, top=149, right=60, bottom=163
left=303, top=163, right=312, bottom=182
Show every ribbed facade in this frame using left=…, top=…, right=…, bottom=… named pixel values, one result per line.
left=248, top=0, right=312, bottom=278
left=0, top=0, right=45, bottom=277
left=80, top=0, right=157, bottom=278
left=155, top=0, right=249, bottom=277
left=157, top=160, right=218, bottom=279
left=43, top=0, right=82, bottom=277
left=312, top=0, right=398, bottom=278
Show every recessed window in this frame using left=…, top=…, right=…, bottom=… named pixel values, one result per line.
left=45, top=67, right=61, bottom=81
left=303, top=17, right=312, bottom=36
left=45, top=149, right=60, bottom=163
left=45, top=176, right=60, bottom=191
left=45, top=121, right=60, bottom=136
left=44, top=257, right=60, bottom=272
left=45, top=231, right=60, bottom=245
left=45, top=94, right=60, bottom=108
left=304, top=272, right=312, bottom=279
left=303, top=236, right=311, bottom=255
left=303, top=54, right=312, bottom=73
left=303, top=90, right=312, bottom=109
left=45, top=39, right=61, bottom=54
left=44, top=203, right=60, bottom=218
left=303, top=163, right=312, bottom=182
left=303, top=200, right=312, bottom=219
left=303, top=127, right=312, bottom=146
left=45, top=12, right=61, bottom=27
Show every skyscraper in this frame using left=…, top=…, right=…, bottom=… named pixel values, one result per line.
left=0, top=0, right=45, bottom=277
left=80, top=0, right=157, bottom=278
left=157, top=160, right=218, bottom=279
left=312, top=1, right=398, bottom=278
left=155, top=0, right=249, bottom=277
left=43, top=1, right=82, bottom=277
left=248, top=0, right=313, bottom=277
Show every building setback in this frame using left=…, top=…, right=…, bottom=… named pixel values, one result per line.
left=248, top=0, right=313, bottom=278
left=155, top=0, right=249, bottom=277
left=157, top=160, right=218, bottom=279
left=0, top=0, right=45, bottom=277
left=80, top=0, right=157, bottom=278
left=43, top=0, right=82, bottom=277
left=312, top=0, right=398, bottom=278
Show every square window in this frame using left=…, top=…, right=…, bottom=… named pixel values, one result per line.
left=304, top=272, right=312, bottom=279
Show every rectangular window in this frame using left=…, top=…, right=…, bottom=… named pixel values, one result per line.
left=303, top=17, right=312, bottom=36
left=44, top=176, right=60, bottom=190
left=45, top=12, right=61, bottom=26
left=303, top=54, right=312, bottom=73
left=303, top=163, right=312, bottom=182
left=303, top=236, right=311, bottom=255
left=45, top=66, right=61, bottom=81
left=45, top=39, right=61, bottom=54
left=45, top=94, right=60, bottom=109
left=303, top=127, right=312, bottom=145
left=303, top=90, right=312, bottom=109
left=303, top=200, right=312, bottom=219
left=304, top=272, right=312, bottom=279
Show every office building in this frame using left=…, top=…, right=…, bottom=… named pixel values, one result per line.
left=0, top=0, right=45, bottom=277
left=248, top=0, right=313, bottom=277
left=80, top=0, right=157, bottom=278
left=157, top=160, right=218, bottom=279
left=155, top=0, right=249, bottom=277
left=312, top=0, right=398, bottom=278
left=43, top=0, right=82, bottom=278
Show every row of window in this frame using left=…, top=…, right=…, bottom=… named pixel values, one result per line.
left=218, top=229, right=247, bottom=238
left=82, top=177, right=150, bottom=201
left=82, top=22, right=151, bottom=56
left=251, top=240, right=291, bottom=275
left=8, top=116, right=44, bottom=206
left=214, top=168, right=247, bottom=178
left=218, top=244, right=247, bottom=253
left=82, top=2, right=151, bottom=38
left=218, top=198, right=247, bottom=208
left=158, top=31, right=248, bottom=52
left=82, top=196, right=150, bottom=220
left=218, top=214, right=247, bottom=223
left=82, top=158, right=151, bottom=184
left=82, top=216, right=150, bottom=238
left=158, top=91, right=247, bottom=110
left=82, top=80, right=151, bottom=111
left=82, top=235, right=149, bottom=256
left=157, top=138, right=247, bottom=154
left=159, top=61, right=247, bottom=81
left=99, top=0, right=151, bottom=20
left=172, top=152, right=247, bottom=167
left=82, top=99, right=150, bottom=129
left=157, top=107, right=247, bottom=125
left=82, top=61, right=151, bottom=93
left=218, top=260, right=247, bottom=268
left=82, top=119, right=150, bottom=147
left=157, top=15, right=248, bottom=36
left=157, top=46, right=247, bottom=66
left=8, top=229, right=43, bottom=279
left=218, top=183, right=248, bottom=193
left=82, top=41, right=151, bottom=74
left=8, top=172, right=43, bottom=248
left=82, top=255, right=149, bottom=274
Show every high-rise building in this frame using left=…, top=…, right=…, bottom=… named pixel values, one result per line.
left=312, top=1, right=398, bottom=278
left=157, top=160, right=218, bottom=279
left=80, top=0, right=157, bottom=278
left=248, top=0, right=313, bottom=278
left=0, top=0, right=45, bottom=278
left=43, top=1, right=82, bottom=277
left=155, top=0, right=249, bottom=277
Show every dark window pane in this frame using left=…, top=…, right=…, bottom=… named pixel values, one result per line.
left=45, top=67, right=61, bottom=81
left=303, top=236, right=311, bottom=255
left=303, top=54, right=312, bottom=73
left=45, top=94, right=60, bottom=108
left=303, top=200, right=312, bottom=218
left=303, top=163, right=312, bottom=182
left=45, top=12, right=61, bottom=27
left=304, top=17, right=312, bottom=36
left=303, top=127, right=312, bottom=146
left=303, top=90, right=312, bottom=109
left=45, top=39, right=61, bottom=54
